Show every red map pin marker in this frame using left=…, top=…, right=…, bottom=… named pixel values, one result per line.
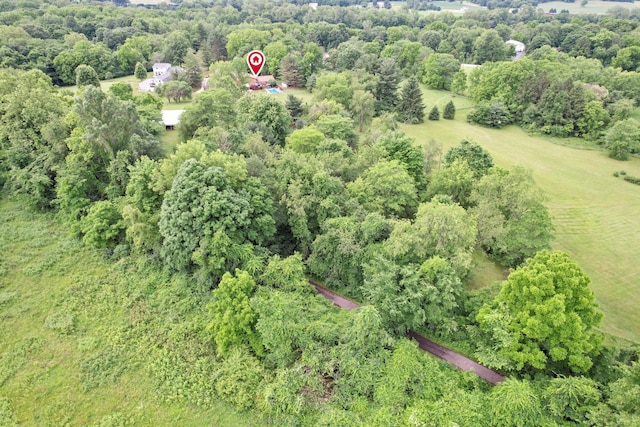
left=247, top=50, right=265, bottom=77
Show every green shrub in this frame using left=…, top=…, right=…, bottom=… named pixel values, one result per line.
left=44, top=310, right=76, bottom=335
left=215, top=348, right=264, bottom=410
left=0, top=291, right=17, bottom=307
left=0, top=396, right=18, bottom=427
left=79, top=348, right=126, bottom=391
left=91, top=412, right=126, bottom=427
left=613, top=172, right=619, bottom=177
left=623, top=175, right=640, bottom=185
left=620, top=170, right=627, bottom=175
left=428, top=105, right=440, bottom=121
left=468, top=100, right=511, bottom=128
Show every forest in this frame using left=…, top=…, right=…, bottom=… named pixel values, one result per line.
left=1, top=0, right=640, bottom=425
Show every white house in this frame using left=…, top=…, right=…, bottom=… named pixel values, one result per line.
left=139, top=63, right=184, bottom=92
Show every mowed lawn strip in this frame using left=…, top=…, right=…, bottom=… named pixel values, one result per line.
left=400, top=88, right=640, bottom=343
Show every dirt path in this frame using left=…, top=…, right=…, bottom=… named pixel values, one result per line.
left=310, top=280, right=505, bottom=385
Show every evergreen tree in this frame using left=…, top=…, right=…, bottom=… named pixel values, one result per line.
left=428, top=105, right=440, bottom=121
left=134, top=62, right=147, bottom=81
left=443, top=100, right=456, bottom=119
left=183, top=48, right=203, bottom=88
left=285, top=94, right=304, bottom=120
left=375, top=58, right=401, bottom=113
left=279, top=55, right=305, bottom=87
left=397, top=76, right=424, bottom=124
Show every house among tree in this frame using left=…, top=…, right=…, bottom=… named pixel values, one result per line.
left=506, top=40, right=526, bottom=60
left=247, top=74, right=275, bottom=90
left=138, top=63, right=184, bottom=92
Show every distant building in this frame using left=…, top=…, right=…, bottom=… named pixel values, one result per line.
left=309, top=2, right=318, bottom=10
left=161, top=110, right=185, bottom=130
left=138, top=63, right=184, bottom=92
left=506, top=39, right=526, bottom=60
left=247, top=74, right=275, bottom=90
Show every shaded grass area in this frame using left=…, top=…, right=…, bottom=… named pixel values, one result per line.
left=160, top=129, right=181, bottom=154
left=401, top=87, right=640, bottom=343
left=465, top=250, right=507, bottom=291
left=0, top=197, right=270, bottom=426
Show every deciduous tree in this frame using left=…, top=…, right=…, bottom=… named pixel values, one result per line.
left=477, top=250, right=603, bottom=374
left=208, top=269, right=263, bottom=358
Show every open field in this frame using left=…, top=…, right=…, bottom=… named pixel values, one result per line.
left=400, top=88, right=640, bottom=343
left=538, top=0, right=640, bottom=14
left=0, top=199, right=269, bottom=426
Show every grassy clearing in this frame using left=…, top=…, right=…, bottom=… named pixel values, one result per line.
left=0, top=197, right=270, bottom=426
left=466, top=250, right=507, bottom=291
left=538, top=0, right=639, bottom=14
left=160, top=129, right=181, bottom=154
left=400, top=87, right=640, bottom=342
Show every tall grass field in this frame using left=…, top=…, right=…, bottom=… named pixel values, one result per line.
left=0, top=200, right=269, bottom=426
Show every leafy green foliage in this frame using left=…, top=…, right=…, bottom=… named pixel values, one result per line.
left=159, top=80, right=192, bottom=103
left=80, top=200, right=125, bottom=248
left=488, top=378, right=544, bottom=427
left=468, top=100, right=512, bottom=128
left=158, top=158, right=274, bottom=273
left=215, top=348, right=265, bottom=410
left=470, top=167, right=553, bottom=267
left=605, top=118, right=640, bottom=161
left=237, top=93, right=291, bottom=146
left=425, top=158, right=474, bottom=208
left=309, top=213, right=390, bottom=291
left=384, top=200, right=477, bottom=275
left=544, top=376, right=601, bottom=423
left=444, top=139, right=493, bottom=178
left=347, top=159, right=418, bottom=219
left=75, top=64, right=100, bottom=88
left=422, top=53, right=460, bottom=90
left=287, top=126, right=325, bottom=154
left=209, top=270, right=263, bottom=358
left=478, top=251, right=604, bottom=374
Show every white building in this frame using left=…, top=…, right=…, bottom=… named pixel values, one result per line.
left=139, top=63, right=184, bottom=92
left=506, top=39, right=526, bottom=60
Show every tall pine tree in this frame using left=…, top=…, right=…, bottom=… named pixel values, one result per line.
left=443, top=100, right=456, bottom=119
left=397, top=76, right=425, bottom=124
left=428, top=105, right=440, bottom=121
left=375, top=58, right=401, bottom=113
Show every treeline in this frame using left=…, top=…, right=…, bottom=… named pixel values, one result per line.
left=3, top=0, right=640, bottom=86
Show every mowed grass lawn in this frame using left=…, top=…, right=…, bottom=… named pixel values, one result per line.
left=400, top=88, right=640, bottom=343
left=538, top=0, right=640, bottom=14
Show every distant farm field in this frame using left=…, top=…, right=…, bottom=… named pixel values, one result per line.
left=538, top=0, right=640, bottom=14
left=400, top=88, right=640, bottom=343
